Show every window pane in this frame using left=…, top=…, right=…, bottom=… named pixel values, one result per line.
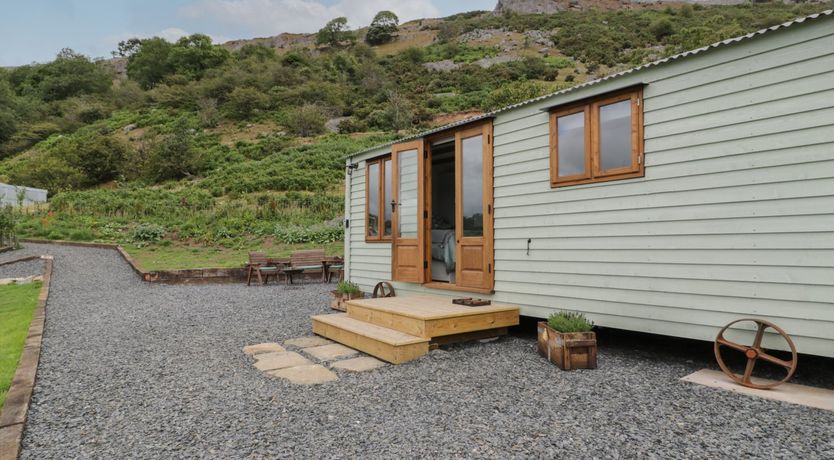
left=397, top=149, right=419, bottom=238
left=557, top=111, right=585, bottom=177
left=383, top=159, right=392, bottom=236
left=599, top=99, right=632, bottom=172
left=367, top=162, right=379, bottom=237
left=462, top=135, right=483, bottom=237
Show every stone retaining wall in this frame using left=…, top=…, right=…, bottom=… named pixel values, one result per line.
left=0, top=256, right=52, bottom=460
left=21, top=239, right=248, bottom=285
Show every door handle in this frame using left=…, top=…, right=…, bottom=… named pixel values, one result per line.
left=390, top=200, right=398, bottom=213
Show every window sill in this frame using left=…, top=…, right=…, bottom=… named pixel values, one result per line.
left=422, top=282, right=494, bottom=295
left=364, top=238, right=393, bottom=244
left=551, top=169, right=644, bottom=188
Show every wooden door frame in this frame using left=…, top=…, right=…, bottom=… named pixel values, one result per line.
left=391, top=139, right=425, bottom=284
left=421, top=120, right=494, bottom=293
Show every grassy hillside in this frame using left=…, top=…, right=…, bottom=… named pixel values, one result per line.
left=0, top=3, right=830, bottom=268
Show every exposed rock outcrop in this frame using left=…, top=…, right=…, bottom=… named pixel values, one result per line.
left=495, top=0, right=565, bottom=14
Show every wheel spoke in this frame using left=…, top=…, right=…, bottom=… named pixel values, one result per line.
left=742, top=357, right=757, bottom=383
left=758, top=351, right=793, bottom=370
left=717, top=336, right=749, bottom=353
left=752, top=322, right=767, bottom=349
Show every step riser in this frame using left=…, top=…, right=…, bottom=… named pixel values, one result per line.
left=425, top=310, right=519, bottom=338
left=347, top=302, right=519, bottom=339
left=312, top=319, right=428, bottom=364
left=347, top=304, right=426, bottom=337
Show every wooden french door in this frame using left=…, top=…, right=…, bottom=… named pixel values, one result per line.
left=455, top=123, right=494, bottom=291
left=391, top=139, right=425, bottom=283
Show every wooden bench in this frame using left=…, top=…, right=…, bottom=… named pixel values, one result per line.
left=290, top=249, right=326, bottom=281
left=247, top=252, right=281, bottom=286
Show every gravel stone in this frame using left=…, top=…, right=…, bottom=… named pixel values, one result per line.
left=3, top=243, right=833, bottom=459
left=0, top=257, right=44, bottom=280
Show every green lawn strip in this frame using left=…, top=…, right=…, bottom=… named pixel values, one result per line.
left=0, top=282, right=41, bottom=410
left=122, top=241, right=344, bottom=271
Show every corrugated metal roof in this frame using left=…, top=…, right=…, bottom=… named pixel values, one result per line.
left=347, top=9, right=833, bottom=159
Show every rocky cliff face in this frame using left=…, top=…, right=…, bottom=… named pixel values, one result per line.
left=495, top=0, right=566, bottom=14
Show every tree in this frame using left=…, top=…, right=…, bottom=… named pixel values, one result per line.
left=29, top=49, right=111, bottom=101
left=113, top=38, right=143, bottom=58
left=126, top=38, right=175, bottom=89
left=365, top=11, right=399, bottom=45
left=316, top=17, right=355, bottom=47
left=168, top=34, right=230, bottom=79
left=60, top=132, right=130, bottom=184
left=0, top=109, right=16, bottom=144
left=145, top=117, right=202, bottom=182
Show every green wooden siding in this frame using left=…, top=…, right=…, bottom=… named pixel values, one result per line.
left=345, top=15, right=834, bottom=357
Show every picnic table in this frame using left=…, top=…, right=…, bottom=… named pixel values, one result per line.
left=247, top=251, right=342, bottom=285
left=322, top=257, right=344, bottom=283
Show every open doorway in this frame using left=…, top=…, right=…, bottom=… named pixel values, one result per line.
left=429, top=137, right=456, bottom=284
left=389, top=121, right=493, bottom=291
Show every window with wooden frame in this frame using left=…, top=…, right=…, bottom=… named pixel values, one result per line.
left=549, top=87, right=644, bottom=187
left=365, top=156, right=393, bottom=241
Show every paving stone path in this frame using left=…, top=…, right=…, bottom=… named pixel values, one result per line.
left=2, top=243, right=833, bottom=459
left=244, top=337, right=385, bottom=384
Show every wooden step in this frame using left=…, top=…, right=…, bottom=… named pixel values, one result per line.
left=346, top=295, right=520, bottom=339
left=311, top=313, right=430, bottom=364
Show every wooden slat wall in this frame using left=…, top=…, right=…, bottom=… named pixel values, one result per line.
left=345, top=17, right=834, bottom=357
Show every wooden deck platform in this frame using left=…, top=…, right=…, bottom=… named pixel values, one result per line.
left=312, top=295, right=520, bottom=364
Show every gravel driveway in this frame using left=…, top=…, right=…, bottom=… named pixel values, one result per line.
left=3, top=244, right=833, bottom=459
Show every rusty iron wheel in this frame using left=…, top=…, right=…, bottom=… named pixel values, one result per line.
left=714, top=318, right=798, bottom=390
left=372, top=281, right=395, bottom=299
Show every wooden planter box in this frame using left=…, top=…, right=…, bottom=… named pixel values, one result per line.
left=331, top=291, right=364, bottom=311
left=537, top=322, right=597, bottom=370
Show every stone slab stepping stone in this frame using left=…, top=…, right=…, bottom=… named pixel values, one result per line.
left=303, top=343, right=358, bottom=361
left=268, top=364, right=338, bottom=385
left=253, top=352, right=310, bottom=371
left=243, top=343, right=285, bottom=355
left=331, top=356, right=387, bottom=372
left=284, top=336, right=333, bottom=348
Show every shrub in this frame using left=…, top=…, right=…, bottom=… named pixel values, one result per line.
left=337, top=117, right=367, bottom=133
left=130, top=223, right=165, bottom=242
left=224, top=87, right=269, bottom=120
left=335, top=281, right=361, bottom=295
left=45, top=130, right=131, bottom=185
left=0, top=205, right=18, bottom=247
left=547, top=311, right=594, bottom=333
left=650, top=19, right=675, bottom=40
left=144, top=117, right=203, bottom=181
left=273, top=222, right=343, bottom=244
left=481, top=80, right=555, bottom=112
left=0, top=109, right=17, bottom=144
left=67, top=228, right=94, bottom=241
left=283, top=104, right=327, bottom=137
left=197, top=97, right=220, bottom=127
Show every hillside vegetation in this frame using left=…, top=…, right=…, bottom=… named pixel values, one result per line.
left=0, top=3, right=829, bottom=266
